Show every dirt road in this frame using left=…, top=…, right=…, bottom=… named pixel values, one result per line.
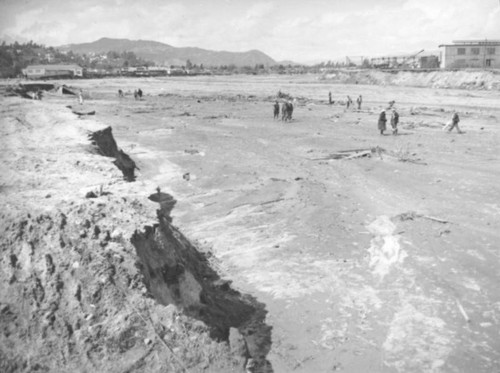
left=3, top=74, right=500, bottom=372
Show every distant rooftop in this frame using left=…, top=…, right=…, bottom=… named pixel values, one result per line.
left=25, top=64, right=82, bottom=70
left=439, top=39, right=500, bottom=47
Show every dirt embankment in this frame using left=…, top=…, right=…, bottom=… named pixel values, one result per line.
left=321, top=69, right=500, bottom=90
left=0, top=98, right=272, bottom=373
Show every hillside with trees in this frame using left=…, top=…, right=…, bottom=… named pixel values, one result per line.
left=0, top=41, right=153, bottom=78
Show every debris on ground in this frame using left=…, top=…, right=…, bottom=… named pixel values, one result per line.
left=72, top=109, right=96, bottom=116
left=310, top=147, right=380, bottom=161
left=394, top=211, right=451, bottom=224
left=309, top=146, right=425, bottom=163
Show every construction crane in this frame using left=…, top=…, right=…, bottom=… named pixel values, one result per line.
left=399, top=49, right=425, bottom=68
left=346, top=56, right=365, bottom=67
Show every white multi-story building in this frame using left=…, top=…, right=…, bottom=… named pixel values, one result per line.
left=439, top=40, right=500, bottom=69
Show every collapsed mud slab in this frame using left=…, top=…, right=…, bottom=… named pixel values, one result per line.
left=89, top=126, right=138, bottom=181
left=0, top=97, right=272, bottom=373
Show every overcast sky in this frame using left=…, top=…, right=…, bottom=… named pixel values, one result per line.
left=1, top=0, right=499, bottom=63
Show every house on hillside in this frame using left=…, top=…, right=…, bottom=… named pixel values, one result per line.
left=439, top=40, right=500, bottom=69
left=22, top=64, right=83, bottom=79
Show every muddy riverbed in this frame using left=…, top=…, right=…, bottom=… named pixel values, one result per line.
left=2, top=74, right=500, bottom=372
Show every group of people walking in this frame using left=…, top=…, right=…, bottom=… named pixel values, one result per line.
left=377, top=108, right=399, bottom=135
left=134, top=88, right=143, bottom=100
left=272, top=93, right=463, bottom=136
left=274, top=100, right=294, bottom=121
left=117, top=88, right=143, bottom=100
left=378, top=104, right=462, bottom=135
left=328, top=92, right=363, bottom=110
left=346, top=95, right=362, bottom=110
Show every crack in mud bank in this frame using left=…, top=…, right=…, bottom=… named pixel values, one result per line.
left=88, top=124, right=273, bottom=372
left=131, top=210, right=273, bottom=372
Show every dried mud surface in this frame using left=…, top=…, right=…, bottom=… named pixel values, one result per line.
left=2, top=73, right=500, bottom=373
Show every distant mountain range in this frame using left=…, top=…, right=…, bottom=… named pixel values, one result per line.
left=59, top=38, right=277, bottom=67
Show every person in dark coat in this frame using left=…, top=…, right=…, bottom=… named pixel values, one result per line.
left=274, top=101, right=280, bottom=119
left=378, top=110, right=387, bottom=135
left=281, top=101, right=294, bottom=122
left=447, top=112, right=462, bottom=133
left=390, top=109, right=399, bottom=135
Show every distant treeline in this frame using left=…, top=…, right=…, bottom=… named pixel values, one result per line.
left=0, top=40, right=357, bottom=79
left=0, top=41, right=154, bottom=78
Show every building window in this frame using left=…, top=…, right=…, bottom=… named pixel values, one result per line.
left=487, top=47, right=495, bottom=55
left=471, top=47, right=480, bottom=55
left=457, top=48, right=466, bottom=55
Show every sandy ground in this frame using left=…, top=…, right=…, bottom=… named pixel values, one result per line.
left=2, top=74, right=500, bottom=372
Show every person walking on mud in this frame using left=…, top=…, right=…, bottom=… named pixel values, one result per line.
left=390, top=108, right=399, bottom=135
left=346, top=95, right=353, bottom=109
left=288, top=100, right=294, bottom=120
left=378, top=110, right=387, bottom=135
left=357, top=95, right=362, bottom=110
left=273, top=101, right=280, bottom=119
left=329, top=91, right=332, bottom=105
left=447, top=112, right=463, bottom=133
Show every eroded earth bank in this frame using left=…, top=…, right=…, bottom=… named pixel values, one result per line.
left=0, top=97, right=272, bottom=373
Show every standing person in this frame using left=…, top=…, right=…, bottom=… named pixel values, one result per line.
left=378, top=110, right=387, bottom=135
left=357, top=95, right=362, bottom=110
left=273, top=101, right=280, bottom=119
left=288, top=100, right=294, bottom=120
left=390, top=109, right=399, bottom=135
left=346, top=95, right=353, bottom=109
left=447, top=112, right=463, bottom=133
left=329, top=91, right=332, bottom=105
left=137, top=88, right=143, bottom=99
left=281, top=101, right=288, bottom=121
left=78, top=89, right=84, bottom=105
